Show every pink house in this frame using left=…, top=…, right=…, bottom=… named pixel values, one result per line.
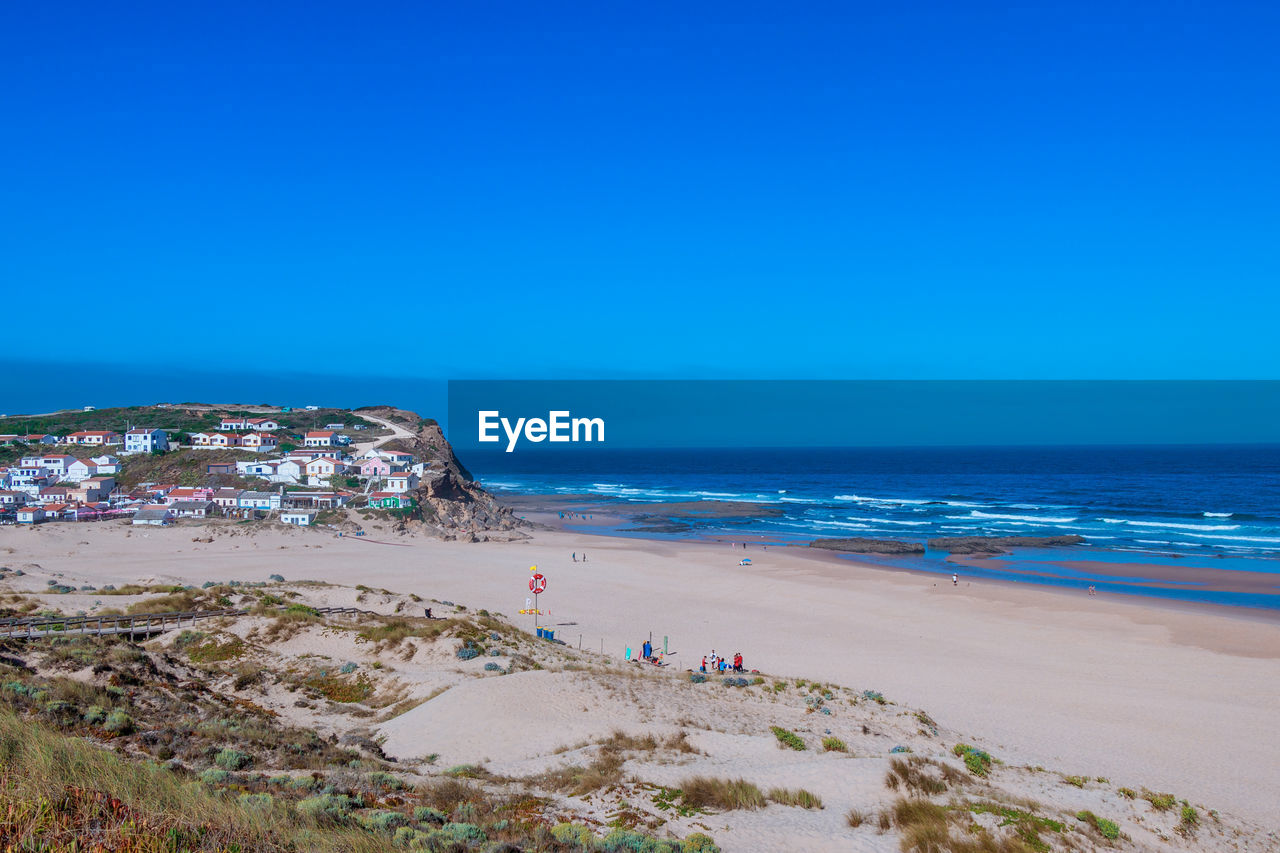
left=359, top=457, right=392, bottom=478
left=164, top=487, right=216, bottom=505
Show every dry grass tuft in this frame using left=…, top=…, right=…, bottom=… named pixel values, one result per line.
left=680, top=776, right=766, bottom=811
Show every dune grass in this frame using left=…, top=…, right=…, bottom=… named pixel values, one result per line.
left=766, top=787, right=823, bottom=809
left=680, top=776, right=767, bottom=811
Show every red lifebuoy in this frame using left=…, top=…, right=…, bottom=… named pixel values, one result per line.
left=529, top=573, right=547, bottom=594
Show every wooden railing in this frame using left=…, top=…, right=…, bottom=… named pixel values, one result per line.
left=0, top=605, right=379, bottom=640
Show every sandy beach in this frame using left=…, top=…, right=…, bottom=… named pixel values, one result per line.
left=4, top=518, right=1278, bottom=834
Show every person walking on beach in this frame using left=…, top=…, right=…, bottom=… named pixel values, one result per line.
left=700, top=656, right=708, bottom=673
left=952, top=573, right=958, bottom=587
left=642, top=640, right=652, bottom=661
left=572, top=552, right=577, bottom=562
left=582, top=553, right=587, bottom=562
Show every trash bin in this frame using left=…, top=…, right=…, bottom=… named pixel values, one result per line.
left=543, top=629, right=555, bottom=641
left=535, top=627, right=545, bottom=638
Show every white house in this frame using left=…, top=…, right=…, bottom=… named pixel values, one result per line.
left=304, top=431, right=337, bottom=448
left=304, top=457, right=347, bottom=486
left=124, top=428, right=168, bottom=454
left=238, top=491, right=283, bottom=511
left=66, top=431, right=122, bottom=446
left=280, top=511, right=315, bottom=526
left=384, top=472, right=419, bottom=493
left=0, top=490, right=27, bottom=507
left=240, top=432, right=278, bottom=453
left=37, top=455, right=76, bottom=480
left=219, top=416, right=249, bottom=431
left=212, top=488, right=244, bottom=508
left=90, top=455, right=120, bottom=474
left=16, top=507, right=45, bottom=524
left=65, top=459, right=98, bottom=483
left=131, top=507, right=173, bottom=526
left=245, top=418, right=279, bottom=431
left=272, top=459, right=306, bottom=484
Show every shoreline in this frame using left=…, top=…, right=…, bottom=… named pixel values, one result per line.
left=512, top=498, right=1280, bottom=619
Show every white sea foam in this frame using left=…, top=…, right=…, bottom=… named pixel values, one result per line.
left=1100, top=519, right=1240, bottom=532
left=1203, top=512, right=1234, bottom=518
left=847, top=516, right=931, bottom=526
left=964, top=511, right=1078, bottom=524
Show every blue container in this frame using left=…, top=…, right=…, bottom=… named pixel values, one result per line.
left=543, top=629, right=555, bottom=641
left=535, top=627, right=545, bottom=638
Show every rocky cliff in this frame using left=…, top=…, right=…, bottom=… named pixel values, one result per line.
left=354, top=406, right=527, bottom=541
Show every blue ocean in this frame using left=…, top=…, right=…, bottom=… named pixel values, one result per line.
left=466, top=444, right=1280, bottom=608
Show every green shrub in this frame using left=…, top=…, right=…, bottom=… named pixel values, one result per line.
left=821, top=736, right=847, bottom=752
left=102, top=710, right=133, bottom=734
left=365, top=771, right=404, bottom=790
left=1143, top=790, right=1176, bottom=811
left=770, top=726, right=806, bottom=751
left=1117, top=787, right=1136, bottom=799
left=297, top=793, right=357, bottom=822
left=214, top=748, right=251, bottom=770
left=1077, top=810, right=1120, bottom=840
left=82, top=705, right=107, bottom=725
left=551, top=823, right=596, bottom=846
left=681, top=834, right=720, bottom=853
left=414, top=806, right=447, bottom=824
left=444, top=822, right=486, bottom=843
left=357, top=809, right=408, bottom=831
left=200, top=768, right=230, bottom=785
left=1180, top=805, right=1199, bottom=829
left=952, top=743, right=992, bottom=776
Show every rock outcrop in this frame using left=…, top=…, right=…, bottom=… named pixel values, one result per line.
left=809, top=538, right=927, bottom=555
left=354, top=406, right=527, bottom=541
left=926, top=535, right=1086, bottom=554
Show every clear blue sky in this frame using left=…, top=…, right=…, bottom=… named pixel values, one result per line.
left=3, top=2, right=1277, bottom=380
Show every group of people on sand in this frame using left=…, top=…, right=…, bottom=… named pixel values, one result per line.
left=571, top=552, right=588, bottom=562
left=560, top=511, right=593, bottom=521
left=639, top=639, right=666, bottom=666
left=700, top=650, right=745, bottom=673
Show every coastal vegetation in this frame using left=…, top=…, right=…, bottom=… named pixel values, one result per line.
left=0, top=574, right=1249, bottom=851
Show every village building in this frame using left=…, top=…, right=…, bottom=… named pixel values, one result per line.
left=384, top=472, right=419, bottom=493
left=66, top=430, right=123, bottom=446
left=304, top=430, right=338, bottom=447
left=124, top=428, right=169, bottom=454
left=280, top=511, right=315, bottom=526
left=368, top=492, right=415, bottom=509
left=238, top=491, right=283, bottom=511
left=89, top=454, right=120, bottom=473
left=240, top=432, right=278, bottom=452
left=65, top=459, right=98, bottom=483
left=212, top=488, right=245, bottom=509
left=358, top=456, right=393, bottom=478
left=131, top=507, right=173, bottom=526
left=16, top=507, right=45, bottom=524
left=304, top=457, right=347, bottom=486
left=172, top=500, right=218, bottom=518
left=164, top=487, right=215, bottom=505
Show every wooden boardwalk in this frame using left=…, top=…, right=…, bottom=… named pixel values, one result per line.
left=0, top=606, right=375, bottom=641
